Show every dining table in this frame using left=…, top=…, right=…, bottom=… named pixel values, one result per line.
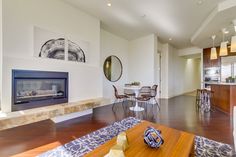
left=123, top=85, right=144, bottom=111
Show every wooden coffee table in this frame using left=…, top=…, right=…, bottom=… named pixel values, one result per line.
left=85, top=121, right=195, bottom=157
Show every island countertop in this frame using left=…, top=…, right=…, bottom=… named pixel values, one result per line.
left=204, top=82, right=236, bottom=86
left=210, top=83, right=236, bottom=116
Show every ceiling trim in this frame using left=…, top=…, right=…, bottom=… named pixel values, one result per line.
left=191, top=7, right=219, bottom=43
left=191, top=0, right=236, bottom=45
left=218, top=0, right=236, bottom=11
left=178, top=47, right=203, bottom=57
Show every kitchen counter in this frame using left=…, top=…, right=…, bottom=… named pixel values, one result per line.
left=210, top=84, right=236, bottom=115
left=204, top=82, right=236, bottom=85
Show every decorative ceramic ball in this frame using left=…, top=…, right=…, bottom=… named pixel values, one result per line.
left=144, top=127, right=164, bottom=148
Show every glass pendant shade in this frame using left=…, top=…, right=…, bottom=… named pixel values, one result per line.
left=219, top=41, right=228, bottom=56
left=231, top=35, right=236, bottom=53
left=210, top=47, right=217, bottom=60
left=210, top=35, right=217, bottom=60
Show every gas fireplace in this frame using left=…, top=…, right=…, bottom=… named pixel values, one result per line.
left=12, top=70, right=68, bottom=111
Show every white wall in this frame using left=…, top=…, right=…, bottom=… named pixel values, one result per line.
left=101, top=32, right=161, bottom=100
left=0, top=0, right=2, bottom=103
left=161, top=43, right=201, bottom=98
left=168, top=45, right=179, bottom=97
left=128, top=34, right=157, bottom=86
left=2, top=0, right=102, bottom=112
left=184, top=58, right=201, bottom=92
left=154, top=38, right=161, bottom=97
left=154, top=37, right=159, bottom=85
left=100, top=29, right=129, bottom=100
left=160, top=44, right=169, bottom=98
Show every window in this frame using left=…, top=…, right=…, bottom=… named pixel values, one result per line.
left=221, top=63, right=233, bottom=82
left=221, top=56, right=236, bottom=82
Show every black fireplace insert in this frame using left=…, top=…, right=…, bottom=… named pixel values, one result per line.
left=12, top=70, right=68, bottom=111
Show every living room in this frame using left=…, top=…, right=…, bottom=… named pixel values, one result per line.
left=0, top=0, right=235, bottom=156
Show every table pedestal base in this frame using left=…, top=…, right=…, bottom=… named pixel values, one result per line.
left=129, top=106, right=144, bottom=111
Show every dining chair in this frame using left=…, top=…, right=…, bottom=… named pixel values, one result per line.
left=135, top=86, right=152, bottom=110
left=124, top=89, right=135, bottom=97
left=151, top=85, right=160, bottom=110
left=124, top=84, right=135, bottom=107
left=139, top=86, right=152, bottom=97
left=112, top=85, right=128, bottom=111
left=141, top=85, right=160, bottom=110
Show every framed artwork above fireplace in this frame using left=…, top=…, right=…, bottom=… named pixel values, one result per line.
left=34, top=26, right=88, bottom=63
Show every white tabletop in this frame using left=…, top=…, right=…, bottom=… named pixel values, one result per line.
left=123, top=86, right=141, bottom=90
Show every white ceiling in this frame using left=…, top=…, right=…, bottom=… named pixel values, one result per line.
left=62, top=0, right=228, bottom=49
left=191, top=1, right=236, bottom=48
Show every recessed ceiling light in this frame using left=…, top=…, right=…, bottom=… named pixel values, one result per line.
left=196, top=0, right=204, bottom=5
left=107, top=0, right=112, bottom=7
left=141, top=14, right=146, bottom=18
left=197, top=0, right=202, bottom=4
left=224, top=30, right=229, bottom=34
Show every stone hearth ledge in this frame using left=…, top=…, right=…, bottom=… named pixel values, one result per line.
left=0, top=98, right=111, bottom=131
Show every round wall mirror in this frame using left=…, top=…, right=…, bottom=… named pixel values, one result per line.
left=103, top=55, right=123, bottom=82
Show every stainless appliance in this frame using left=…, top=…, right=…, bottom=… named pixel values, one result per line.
left=204, top=67, right=220, bottom=88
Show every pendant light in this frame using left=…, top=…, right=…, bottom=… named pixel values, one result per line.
left=231, top=21, right=236, bottom=53
left=210, top=35, right=217, bottom=60
left=107, top=0, right=112, bottom=6
left=219, top=28, right=228, bottom=56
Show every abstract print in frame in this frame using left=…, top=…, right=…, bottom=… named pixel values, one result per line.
left=34, top=27, right=65, bottom=60
left=67, top=36, right=89, bottom=63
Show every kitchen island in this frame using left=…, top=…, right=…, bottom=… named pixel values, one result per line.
left=209, top=83, right=236, bottom=116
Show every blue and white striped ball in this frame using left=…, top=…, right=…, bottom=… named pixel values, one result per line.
left=144, top=127, right=164, bottom=148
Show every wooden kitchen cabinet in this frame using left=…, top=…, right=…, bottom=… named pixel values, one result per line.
left=203, top=47, right=221, bottom=68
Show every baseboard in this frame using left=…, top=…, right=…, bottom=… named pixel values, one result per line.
left=51, top=109, right=93, bottom=123
left=183, top=90, right=197, bottom=95
left=160, top=90, right=197, bottom=99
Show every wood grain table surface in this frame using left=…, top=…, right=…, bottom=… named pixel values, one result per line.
left=85, top=120, right=195, bottom=157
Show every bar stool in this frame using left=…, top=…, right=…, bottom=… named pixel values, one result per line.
left=197, top=89, right=214, bottom=112
left=196, top=89, right=202, bottom=110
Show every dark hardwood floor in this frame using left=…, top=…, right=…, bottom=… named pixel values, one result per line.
left=0, top=95, right=233, bottom=157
